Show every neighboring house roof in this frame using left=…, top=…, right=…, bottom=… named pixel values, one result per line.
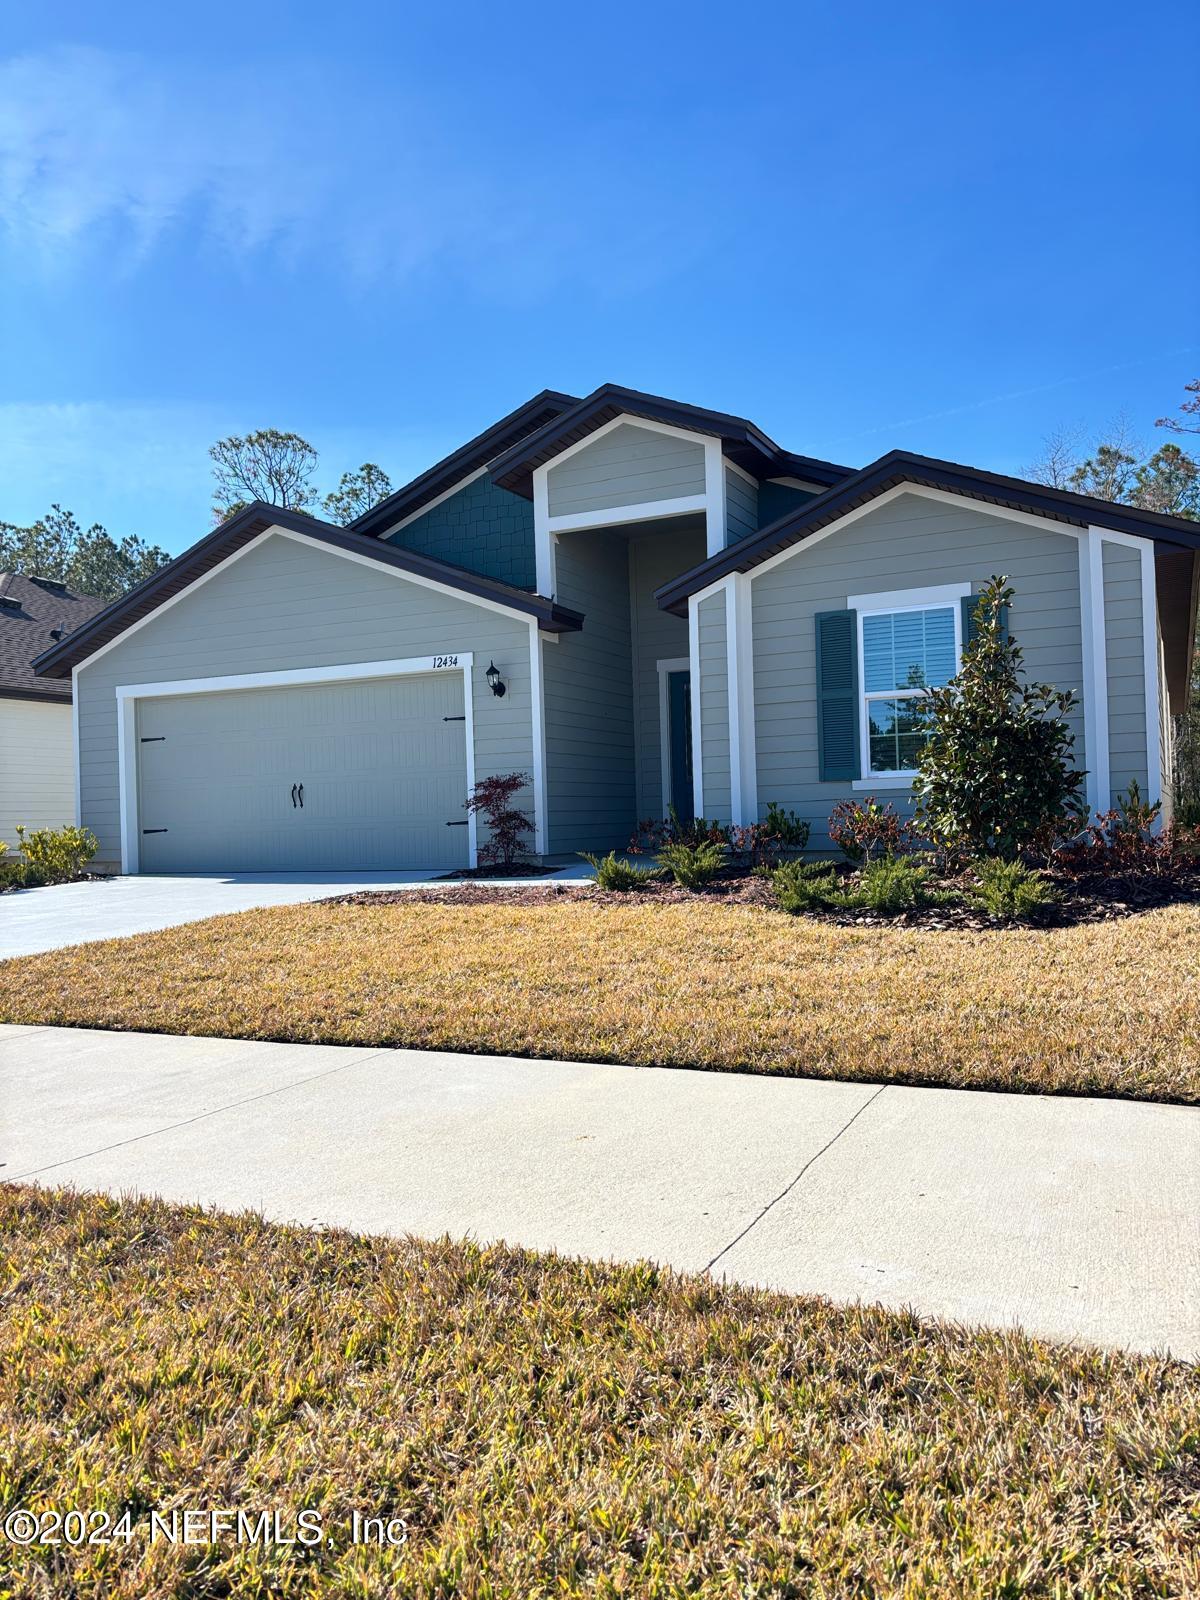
left=487, top=383, right=855, bottom=499
left=33, top=503, right=585, bottom=682
left=350, top=389, right=580, bottom=540
left=0, top=573, right=108, bottom=703
left=655, top=449, right=1200, bottom=615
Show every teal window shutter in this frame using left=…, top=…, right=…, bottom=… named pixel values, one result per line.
left=815, top=609, right=860, bottom=781
left=961, top=593, right=1009, bottom=649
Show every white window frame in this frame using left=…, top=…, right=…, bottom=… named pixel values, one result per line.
left=847, top=582, right=969, bottom=790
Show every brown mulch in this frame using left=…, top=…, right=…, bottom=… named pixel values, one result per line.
left=326, top=862, right=1200, bottom=928
left=437, top=862, right=566, bottom=880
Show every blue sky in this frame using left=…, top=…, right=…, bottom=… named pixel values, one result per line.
left=2, top=1, right=1196, bottom=554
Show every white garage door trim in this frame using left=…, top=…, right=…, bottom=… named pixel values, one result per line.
left=115, top=654, right=476, bottom=873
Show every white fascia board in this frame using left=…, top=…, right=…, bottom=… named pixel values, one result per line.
left=73, top=525, right=548, bottom=679
left=545, top=494, right=708, bottom=535
left=377, top=466, right=488, bottom=537
left=767, top=475, right=829, bottom=494
left=542, top=411, right=715, bottom=472
left=724, top=457, right=758, bottom=489
left=71, top=665, right=81, bottom=828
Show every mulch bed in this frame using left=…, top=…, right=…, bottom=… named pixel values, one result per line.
left=436, top=862, right=566, bottom=880
left=327, top=862, right=1200, bottom=928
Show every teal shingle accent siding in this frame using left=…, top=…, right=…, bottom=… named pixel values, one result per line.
left=757, top=480, right=818, bottom=528
left=386, top=476, right=536, bottom=591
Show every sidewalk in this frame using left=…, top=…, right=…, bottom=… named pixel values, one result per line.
left=3, top=1023, right=1197, bottom=1359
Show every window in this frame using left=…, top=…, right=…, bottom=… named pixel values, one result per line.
left=848, top=586, right=967, bottom=780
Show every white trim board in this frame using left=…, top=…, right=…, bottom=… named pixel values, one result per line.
left=1078, top=530, right=1110, bottom=817
left=545, top=494, right=707, bottom=535
left=725, top=575, right=757, bottom=824
left=687, top=593, right=704, bottom=818
left=527, top=621, right=548, bottom=856
left=114, top=654, right=478, bottom=875
left=72, top=525, right=551, bottom=679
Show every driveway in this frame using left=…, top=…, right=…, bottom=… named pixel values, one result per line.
left=4, top=1023, right=1197, bottom=1360
left=0, top=865, right=590, bottom=960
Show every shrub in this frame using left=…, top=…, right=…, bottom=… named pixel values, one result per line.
left=630, top=809, right=731, bottom=854
left=853, top=855, right=936, bottom=913
left=464, top=773, right=534, bottom=868
left=12, top=824, right=98, bottom=884
left=912, top=576, right=1086, bottom=859
left=828, top=797, right=911, bottom=863
left=772, top=859, right=841, bottom=915
left=1174, top=704, right=1200, bottom=828
left=763, top=802, right=811, bottom=854
left=1058, top=781, right=1195, bottom=877
left=580, top=850, right=660, bottom=892
left=658, top=839, right=726, bottom=890
left=970, top=857, right=1055, bottom=921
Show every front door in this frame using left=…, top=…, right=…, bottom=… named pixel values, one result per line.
left=667, top=669, right=694, bottom=824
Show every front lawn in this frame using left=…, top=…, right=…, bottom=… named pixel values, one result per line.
left=2, top=897, right=1198, bottom=1103
left=3, top=1185, right=1197, bottom=1598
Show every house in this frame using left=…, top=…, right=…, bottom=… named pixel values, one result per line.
left=32, top=385, right=1200, bottom=874
left=0, top=573, right=107, bottom=847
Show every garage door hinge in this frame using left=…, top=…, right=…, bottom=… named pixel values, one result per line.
left=445, top=820, right=468, bottom=827
left=140, top=736, right=166, bottom=743
left=142, top=828, right=168, bottom=834
left=442, top=715, right=466, bottom=722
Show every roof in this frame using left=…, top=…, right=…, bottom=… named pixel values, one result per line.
left=655, top=449, right=1200, bottom=615
left=0, top=573, right=108, bottom=702
left=487, top=383, right=855, bottom=499
left=349, top=389, right=580, bottom=539
left=32, top=504, right=585, bottom=681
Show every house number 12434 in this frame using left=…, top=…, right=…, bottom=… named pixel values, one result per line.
left=432, top=654, right=459, bottom=669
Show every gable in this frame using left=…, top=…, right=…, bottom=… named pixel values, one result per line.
left=545, top=423, right=706, bottom=519
left=386, top=475, right=535, bottom=590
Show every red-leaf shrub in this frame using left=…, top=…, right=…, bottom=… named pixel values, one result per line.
left=465, top=772, right=534, bottom=868
left=828, top=797, right=913, bottom=863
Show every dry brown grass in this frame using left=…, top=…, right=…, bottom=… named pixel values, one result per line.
left=1, top=898, right=1199, bottom=1102
left=2, top=1185, right=1198, bottom=1598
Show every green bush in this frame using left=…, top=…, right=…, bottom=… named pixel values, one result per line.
left=11, top=824, right=98, bottom=885
left=657, top=839, right=726, bottom=890
left=579, top=851, right=660, bottom=892
left=853, top=855, right=936, bottom=912
left=762, top=802, right=811, bottom=852
left=912, top=576, right=1086, bottom=859
left=969, top=858, right=1056, bottom=921
left=772, top=859, right=841, bottom=915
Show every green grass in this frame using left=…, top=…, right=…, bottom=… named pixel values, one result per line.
left=2, top=898, right=1199, bottom=1103
left=2, top=1185, right=1198, bottom=1598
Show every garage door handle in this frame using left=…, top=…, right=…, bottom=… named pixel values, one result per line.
left=142, top=828, right=168, bottom=834
left=291, top=783, right=298, bottom=808
left=446, top=820, right=468, bottom=827
left=443, top=715, right=466, bottom=722
left=297, top=784, right=304, bottom=808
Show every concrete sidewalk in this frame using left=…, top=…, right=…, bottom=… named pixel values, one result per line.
left=3, top=1023, right=1197, bottom=1359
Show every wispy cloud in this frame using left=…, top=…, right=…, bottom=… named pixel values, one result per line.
left=0, top=45, right=723, bottom=298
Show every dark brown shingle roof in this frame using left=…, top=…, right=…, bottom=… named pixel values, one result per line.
left=0, top=573, right=108, bottom=702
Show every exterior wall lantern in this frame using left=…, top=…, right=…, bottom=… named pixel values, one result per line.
left=485, top=660, right=506, bottom=698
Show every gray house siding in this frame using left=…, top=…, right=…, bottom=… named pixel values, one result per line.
left=749, top=493, right=1086, bottom=851
left=1102, top=540, right=1148, bottom=804
left=385, top=474, right=536, bottom=590
left=74, top=530, right=534, bottom=870
left=725, top=467, right=758, bottom=547
left=546, top=424, right=705, bottom=519
left=541, top=528, right=636, bottom=854
left=629, top=525, right=706, bottom=820
left=696, top=590, right=730, bottom=819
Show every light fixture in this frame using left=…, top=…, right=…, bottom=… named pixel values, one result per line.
left=485, top=660, right=506, bottom=698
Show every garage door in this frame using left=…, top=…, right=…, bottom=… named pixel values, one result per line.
left=135, top=672, right=470, bottom=872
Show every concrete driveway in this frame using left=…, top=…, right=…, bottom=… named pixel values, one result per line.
left=4, top=1023, right=1198, bottom=1360
left=0, top=865, right=591, bottom=960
